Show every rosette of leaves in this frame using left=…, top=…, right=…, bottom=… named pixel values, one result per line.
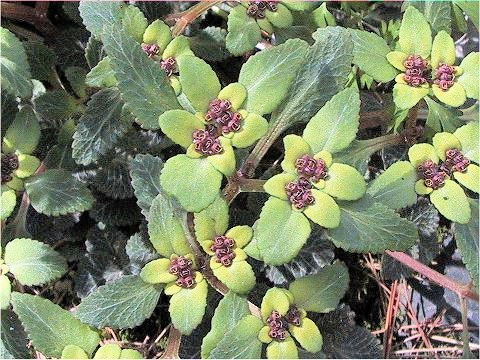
left=194, top=197, right=256, bottom=294
left=62, top=343, right=143, bottom=359
left=404, top=122, right=478, bottom=224
left=159, top=82, right=268, bottom=212
left=386, top=6, right=479, bottom=109
left=1, top=238, right=67, bottom=310
left=250, top=87, right=366, bottom=265
left=226, top=1, right=318, bottom=56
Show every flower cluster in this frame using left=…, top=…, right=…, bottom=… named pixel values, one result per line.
left=434, top=63, right=456, bottom=91
left=441, top=149, right=470, bottom=174
left=266, top=306, right=302, bottom=341
left=192, top=128, right=223, bottom=156
left=160, top=57, right=177, bottom=77
left=210, top=235, right=236, bottom=267
left=205, top=99, right=243, bottom=134
left=169, top=255, right=196, bottom=289
left=141, top=43, right=160, bottom=58
left=403, top=55, right=429, bottom=87
left=247, top=1, right=278, bottom=19
left=285, top=177, right=314, bottom=210
left=1, top=154, right=19, bottom=185
left=295, top=154, right=328, bottom=182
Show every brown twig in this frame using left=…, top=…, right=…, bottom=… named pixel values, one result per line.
left=385, top=251, right=479, bottom=302
left=159, top=326, right=181, bottom=359
left=165, top=1, right=223, bottom=36
left=0, top=2, right=56, bottom=39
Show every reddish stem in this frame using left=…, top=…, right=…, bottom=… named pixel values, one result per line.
left=385, top=250, right=479, bottom=302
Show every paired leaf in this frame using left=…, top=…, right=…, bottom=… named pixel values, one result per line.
left=0, top=28, right=32, bottom=99
left=4, top=238, right=67, bottom=286
left=226, top=6, right=261, bottom=56
left=102, top=24, right=181, bottom=129
left=239, top=39, right=309, bottom=116
left=289, top=261, right=349, bottom=313
left=72, top=88, right=132, bottom=165
left=303, top=87, right=360, bottom=154
left=169, top=281, right=208, bottom=335
left=349, top=30, right=397, bottom=82
left=25, top=169, right=94, bottom=216
left=330, top=196, right=418, bottom=253
left=201, top=292, right=250, bottom=358
left=208, top=315, right=264, bottom=359
left=11, top=293, right=100, bottom=358
left=254, top=197, right=311, bottom=265
left=75, top=275, right=162, bottom=329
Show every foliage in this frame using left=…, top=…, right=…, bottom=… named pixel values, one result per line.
left=1, top=1, right=478, bottom=359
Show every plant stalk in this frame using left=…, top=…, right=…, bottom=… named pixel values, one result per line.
left=166, top=1, right=223, bottom=36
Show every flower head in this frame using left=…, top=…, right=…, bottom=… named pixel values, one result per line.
left=386, top=7, right=478, bottom=109
left=257, top=288, right=322, bottom=359
left=263, top=134, right=366, bottom=229
left=407, top=124, right=479, bottom=224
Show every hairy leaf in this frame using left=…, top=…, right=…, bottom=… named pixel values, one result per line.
left=126, top=231, right=159, bottom=274
left=76, top=275, right=162, bottom=329
left=4, top=238, right=67, bottom=286
left=189, top=27, right=230, bottom=62
left=24, top=42, right=56, bottom=81
left=0, top=28, right=32, bottom=99
left=201, top=292, right=250, bottom=358
left=79, top=1, right=124, bottom=39
left=102, top=24, right=181, bottom=129
left=11, top=293, right=100, bottom=358
left=33, top=89, right=79, bottom=127
left=130, top=154, right=163, bottom=218
left=330, top=196, right=418, bottom=253
left=25, top=169, right=94, bottom=216
left=239, top=39, right=309, bottom=116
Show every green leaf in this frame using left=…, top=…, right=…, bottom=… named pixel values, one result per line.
left=78, top=1, right=124, bottom=39
left=160, top=155, right=222, bottom=213
left=349, top=30, right=397, bottom=82
left=201, top=292, right=250, bottom=358
left=0, top=275, right=11, bottom=310
left=189, top=27, right=230, bottom=62
left=102, top=23, right=181, bottom=129
left=406, top=1, right=452, bottom=34
left=289, top=261, right=349, bottom=313
left=194, top=195, right=229, bottom=242
left=454, top=121, right=479, bottom=164
left=0, top=28, right=32, bottom=99
left=0, top=189, right=16, bottom=221
left=255, top=197, right=311, bottom=265
left=169, top=280, right=208, bottom=335
left=11, top=292, right=100, bottom=358
left=86, top=57, right=118, bottom=88
left=398, top=6, right=432, bottom=57
left=226, top=5, right=261, bottom=56
left=130, top=154, right=163, bottom=218
left=430, top=179, right=471, bottom=224
left=455, top=199, right=479, bottom=288
left=424, top=97, right=463, bottom=134
left=85, top=36, right=103, bottom=69
left=1, top=310, right=31, bottom=359
left=367, top=161, right=417, bottom=210
left=2, top=106, right=40, bottom=155
left=455, top=1, right=479, bottom=29
left=72, top=88, right=132, bottom=165
left=271, top=26, right=353, bottom=132
left=65, top=66, right=87, bottom=98
left=209, top=315, right=264, bottom=359
left=178, top=56, right=221, bottom=113
left=75, top=275, right=162, bottom=329
left=239, top=39, right=309, bottom=116
left=33, top=89, right=79, bottom=127
left=122, top=5, right=148, bottom=43
left=303, top=87, right=360, bottom=154
left=25, top=169, right=94, bottom=216
left=148, top=193, right=190, bottom=258
left=330, top=196, right=418, bottom=253
left=4, top=238, right=67, bottom=286
left=24, top=41, right=56, bottom=81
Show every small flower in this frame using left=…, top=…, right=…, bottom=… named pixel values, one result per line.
left=257, top=288, right=322, bottom=359
left=140, top=253, right=206, bottom=296
left=263, top=134, right=366, bottom=229
left=198, top=220, right=256, bottom=294
left=407, top=126, right=478, bottom=224
left=386, top=7, right=478, bottom=109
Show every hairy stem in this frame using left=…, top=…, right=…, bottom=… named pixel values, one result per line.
left=385, top=251, right=479, bottom=302
left=166, top=1, right=223, bottom=36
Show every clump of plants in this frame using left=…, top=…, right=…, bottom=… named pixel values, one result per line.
left=1, top=1, right=478, bottom=359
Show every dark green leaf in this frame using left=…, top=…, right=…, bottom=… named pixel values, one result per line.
left=33, top=90, right=79, bottom=127
left=24, top=42, right=56, bottom=81
left=72, top=88, right=132, bottom=165
left=425, top=97, right=463, bottom=134
left=130, top=154, right=163, bottom=218
left=93, top=162, right=134, bottom=199
left=405, top=1, right=452, bottom=34
left=0, top=28, right=32, bottom=99
left=455, top=199, right=479, bottom=288
left=25, top=169, right=94, bottom=216
left=76, top=275, right=162, bottom=329
left=1, top=310, right=31, bottom=359
left=102, top=24, right=181, bottom=129
left=126, top=231, right=159, bottom=274
left=85, top=36, right=104, bottom=69
left=53, top=27, right=90, bottom=70
left=189, top=27, right=230, bottom=62
left=11, top=293, right=100, bottom=358
left=65, top=66, right=87, bottom=98
left=330, top=196, right=418, bottom=253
